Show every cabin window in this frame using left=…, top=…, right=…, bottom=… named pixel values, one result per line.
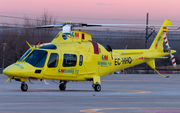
left=103, top=45, right=112, bottom=52
left=79, top=55, right=83, bottom=66
left=63, top=54, right=77, bottom=67
left=47, top=53, right=59, bottom=68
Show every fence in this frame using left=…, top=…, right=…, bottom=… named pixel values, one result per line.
left=0, top=29, right=180, bottom=73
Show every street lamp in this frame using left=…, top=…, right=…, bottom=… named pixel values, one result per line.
left=2, top=43, right=7, bottom=70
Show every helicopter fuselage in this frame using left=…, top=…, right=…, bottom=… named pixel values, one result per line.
left=2, top=19, right=176, bottom=92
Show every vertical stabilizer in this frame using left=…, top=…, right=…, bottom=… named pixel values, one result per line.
left=149, top=19, right=171, bottom=52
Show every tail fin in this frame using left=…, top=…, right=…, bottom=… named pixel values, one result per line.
left=147, top=20, right=172, bottom=78
left=149, top=19, right=171, bottom=52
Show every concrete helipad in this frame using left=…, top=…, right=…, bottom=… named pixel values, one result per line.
left=0, top=74, right=180, bottom=113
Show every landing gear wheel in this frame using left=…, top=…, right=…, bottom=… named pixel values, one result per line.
left=21, top=82, right=28, bottom=92
left=59, top=83, right=66, bottom=91
left=94, top=84, right=101, bottom=92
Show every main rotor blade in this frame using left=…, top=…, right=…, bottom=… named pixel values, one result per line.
left=0, top=24, right=63, bottom=31
left=1, top=22, right=179, bottom=31
left=85, top=24, right=176, bottom=27
left=36, top=24, right=63, bottom=28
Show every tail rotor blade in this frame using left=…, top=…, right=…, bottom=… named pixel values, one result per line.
left=163, top=33, right=177, bottom=68
left=163, top=33, right=170, bottom=48
left=170, top=53, right=177, bottom=68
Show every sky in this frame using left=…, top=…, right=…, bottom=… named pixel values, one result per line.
left=0, top=0, right=180, bottom=26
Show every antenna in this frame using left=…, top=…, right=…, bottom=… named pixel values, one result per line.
left=124, top=45, right=128, bottom=53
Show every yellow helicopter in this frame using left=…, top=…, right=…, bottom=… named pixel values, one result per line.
left=2, top=19, right=177, bottom=92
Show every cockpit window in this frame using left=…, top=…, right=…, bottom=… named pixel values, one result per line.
left=19, top=49, right=32, bottom=61
left=25, top=50, right=47, bottom=68
left=39, top=44, right=57, bottom=49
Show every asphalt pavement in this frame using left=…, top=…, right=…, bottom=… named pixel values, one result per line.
left=0, top=74, right=180, bottom=113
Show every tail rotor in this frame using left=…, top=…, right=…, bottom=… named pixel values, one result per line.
left=163, top=33, right=177, bottom=68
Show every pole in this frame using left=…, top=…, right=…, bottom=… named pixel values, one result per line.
left=2, top=43, right=7, bottom=70
left=145, top=13, right=149, bottom=72
left=145, top=13, right=149, bottom=49
left=2, top=51, right=4, bottom=69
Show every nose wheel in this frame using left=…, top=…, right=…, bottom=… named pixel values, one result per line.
left=59, top=83, right=66, bottom=91
left=59, top=81, right=67, bottom=91
left=21, top=82, right=28, bottom=92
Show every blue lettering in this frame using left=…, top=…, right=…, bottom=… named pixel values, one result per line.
left=72, top=32, right=75, bottom=37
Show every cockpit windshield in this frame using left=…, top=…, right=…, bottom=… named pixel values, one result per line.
left=19, top=49, right=32, bottom=62
left=24, top=50, right=47, bottom=68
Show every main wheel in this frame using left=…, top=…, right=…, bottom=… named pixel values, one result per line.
left=21, top=82, right=28, bottom=92
left=59, top=83, right=66, bottom=91
left=94, top=84, right=101, bottom=92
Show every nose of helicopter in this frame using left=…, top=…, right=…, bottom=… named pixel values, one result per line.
left=3, top=64, right=21, bottom=76
left=3, top=63, right=29, bottom=77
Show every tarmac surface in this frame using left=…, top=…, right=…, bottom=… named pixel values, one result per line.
left=0, top=73, right=180, bottom=113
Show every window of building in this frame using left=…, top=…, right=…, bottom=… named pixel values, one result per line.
left=63, top=54, right=77, bottom=67
left=47, top=53, right=59, bottom=68
left=79, top=55, right=83, bottom=66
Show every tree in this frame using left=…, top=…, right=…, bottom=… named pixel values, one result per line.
left=0, top=10, right=57, bottom=68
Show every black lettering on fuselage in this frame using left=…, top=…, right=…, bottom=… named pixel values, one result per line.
left=114, top=57, right=132, bottom=66
left=115, top=58, right=118, bottom=65
left=128, top=57, right=132, bottom=63
left=118, top=58, right=121, bottom=65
